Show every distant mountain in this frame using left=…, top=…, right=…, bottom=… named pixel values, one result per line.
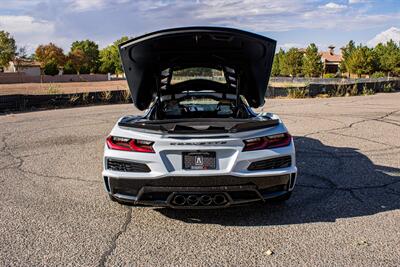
left=368, top=27, right=400, bottom=47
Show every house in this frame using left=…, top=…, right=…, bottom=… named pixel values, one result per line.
left=3, top=58, right=41, bottom=76
left=320, top=46, right=342, bottom=74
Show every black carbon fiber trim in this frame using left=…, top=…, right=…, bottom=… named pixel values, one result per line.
left=248, top=156, right=291, bottom=171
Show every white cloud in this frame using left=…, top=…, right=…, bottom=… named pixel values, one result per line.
left=68, top=0, right=108, bottom=11
left=349, top=0, right=369, bottom=4
left=1, top=0, right=399, bottom=53
left=67, top=0, right=131, bottom=11
left=0, top=15, right=62, bottom=52
left=278, top=43, right=304, bottom=50
left=367, top=27, right=400, bottom=46
left=0, top=15, right=54, bottom=35
left=321, top=2, right=347, bottom=11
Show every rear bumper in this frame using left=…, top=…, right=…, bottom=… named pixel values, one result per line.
left=104, top=173, right=297, bottom=208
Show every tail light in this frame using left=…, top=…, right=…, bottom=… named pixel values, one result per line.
left=106, top=136, right=155, bottom=153
left=243, top=133, right=291, bottom=151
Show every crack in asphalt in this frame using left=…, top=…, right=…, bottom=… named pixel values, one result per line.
left=295, top=108, right=400, bottom=203
left=329, top=132, right=399, bottom=148
left=98, top=207, right=132, bottom=267
left=376, top=119, right=400, bottom=127
left=0, top=134, right=99, bottom=184
left=303, top=109, right=400, bottom=138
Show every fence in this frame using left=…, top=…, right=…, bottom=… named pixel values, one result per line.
left=267, top=78, right=400, bottom=97
left=0, top=73, right=109, bottom=84
left=0, top=90, right=131, bottom=112
left=1, top=78, right=399, bottom=112
left=270, top=77, right=400, bottom=85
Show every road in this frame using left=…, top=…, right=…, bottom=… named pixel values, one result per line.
left=0, top=93, right=399, bottom=266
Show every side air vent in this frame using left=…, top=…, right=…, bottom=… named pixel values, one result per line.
left=248, top=156, right=291, bottom=171
left=106, top=158, right=151, bottom=173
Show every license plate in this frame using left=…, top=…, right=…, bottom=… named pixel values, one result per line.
left=182, top=151, right=216, bottom=170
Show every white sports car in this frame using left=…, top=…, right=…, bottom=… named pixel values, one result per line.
left=102, top=27, right=297, bottom=208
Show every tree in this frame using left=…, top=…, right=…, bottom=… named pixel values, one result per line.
left=271, top=48, right=285, bottom=76
left=35, top=43, right=66, bottom=68
left=99, top=45, right=116, bottom=74
left=281, top=48, right=303, bottom=77
left=346, top=44, right=377, bottom=77
left=99, top=36, right=129, bottom=74
left=43, top=60, right=59, bottom=75
left=63, top=60, right=77, bottom=74
left=0, top=30, right=16, bottom=67
left=373, top=40, right=400, bottom=77
left=340, top=40, right=355, bottom=74
left=70, top=40, right=100, bottom=73
left=68, top=48, right=86, bottom=75
left=302, top=43, right=323, bottom=77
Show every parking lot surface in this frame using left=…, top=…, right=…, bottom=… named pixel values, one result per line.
left=0, top=93, right=399, bottom=266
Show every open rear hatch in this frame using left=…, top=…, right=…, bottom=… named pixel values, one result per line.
left=119, top=27, right=276, bottom=110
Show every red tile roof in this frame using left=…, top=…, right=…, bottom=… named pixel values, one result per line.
left=320, top=51, right=342, bottom=63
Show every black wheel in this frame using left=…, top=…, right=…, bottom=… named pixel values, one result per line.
left=269, top=191, right=292, bottom=203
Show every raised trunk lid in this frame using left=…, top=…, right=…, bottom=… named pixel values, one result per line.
left=119, top=27, right=276, bottom=110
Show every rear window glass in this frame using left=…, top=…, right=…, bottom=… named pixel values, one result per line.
left=162, top=96, right=234, bottom=119
left=171, top=67, right=225, bottom=84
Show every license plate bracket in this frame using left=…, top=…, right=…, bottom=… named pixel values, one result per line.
left=182, top=151, right=216, bottom=170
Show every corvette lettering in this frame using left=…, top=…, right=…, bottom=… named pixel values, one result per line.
left=170, top=141, right=228, bottom=146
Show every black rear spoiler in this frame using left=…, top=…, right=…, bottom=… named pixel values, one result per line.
left=118, top=118, right=279, bottom=134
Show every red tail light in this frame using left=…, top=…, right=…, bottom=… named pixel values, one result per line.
left=243, top=133, right=291, bottom=151
left=106, top=136, right=155, bottom=153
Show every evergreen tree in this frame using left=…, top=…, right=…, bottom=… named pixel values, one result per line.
left=281, top=48, right=303, bottom=77
left=373, top=40, right=400, bottom=77
left=340, top=40, right=355, bottom=74
left=302, top=43, right=323, bottom=77
left=271, top=48, right=285, bottom=76
left=347, top=44, right=376, bottom=77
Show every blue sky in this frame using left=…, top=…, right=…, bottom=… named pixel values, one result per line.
left=0, top=0, right=399, bottom=53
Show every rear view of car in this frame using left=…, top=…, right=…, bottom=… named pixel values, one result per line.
left=102, top=27, right=297, bottom=208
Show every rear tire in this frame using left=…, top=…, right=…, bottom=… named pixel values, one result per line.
left=269, top=191, right=292, bottom=203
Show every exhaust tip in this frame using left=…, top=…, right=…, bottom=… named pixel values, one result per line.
left=172, top=195, right=186, bottom=205
left=213, top=194, right=227, bottom=205
left=199, top=195, right=212, bottom=206
left=186, top=195, right=199, bottom=206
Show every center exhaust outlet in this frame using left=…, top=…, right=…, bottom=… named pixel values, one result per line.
left=186, top=195, right=199, bottom=206
left=199, top=195, right=212, bottom=206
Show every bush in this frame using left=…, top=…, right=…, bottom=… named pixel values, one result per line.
left=63, top=60, right=76, bottom=74
left=288, top=88, right=309, bottom=98
left=331, top=84, right=346, bottom=97
left=323, top=73, right=336, bottom=78
left=350, top=83, right=359, bottom=96
left=362, top=85, right=374, bottom=95
left=383, top=83, right=395, bottom=93
left=47, top=84, right=60, bottom=94
left=79, top=66, right=91, bottom=74
left=68, top=94, right=80, bottom=104
left=100, top=91, right=112, bottom=102
left=370, top=72, right=386, bottom=78
left=43, top=61, right=59, bottom=76
left=121, top=89, right=131, bottom=103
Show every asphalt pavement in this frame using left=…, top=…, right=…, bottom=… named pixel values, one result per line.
left=0, top=93, right=399, bottom=266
